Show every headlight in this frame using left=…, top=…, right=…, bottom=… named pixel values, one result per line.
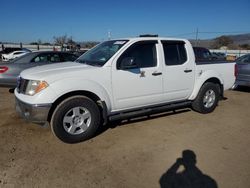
left=25, top=80, right=49, bottom=96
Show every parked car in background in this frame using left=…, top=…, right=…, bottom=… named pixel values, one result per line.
left=0, top=48, right=31, bottom=60
left=233, top=54, right=250, bottom=88
left=0, top=48, right=22, bottom=60
left=193, top=47, right=214, bottom=61
left=2, top=50, right=30, bottom=61
left=193, top=47, right=227, bottom=62
left=211, top=52, right=226, bottom=60
left=0, top=51, right=79, bottom=88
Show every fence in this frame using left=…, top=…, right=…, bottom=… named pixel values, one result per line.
left=2, top=43, right=249, bottom=57
left=210, top=49, right=250, bottom=58
left=1, top=43, right=61, bottom=51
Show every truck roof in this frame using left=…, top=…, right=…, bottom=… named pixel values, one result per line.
left=116, top=37, right=188, bottom=42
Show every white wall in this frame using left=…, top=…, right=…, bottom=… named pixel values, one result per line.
left=210, top=49, right=250, bottom=57
left=1, top=44, right=61, bottom=51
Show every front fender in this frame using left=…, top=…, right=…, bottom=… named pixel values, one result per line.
left=48, top=78, right=112, bottom=112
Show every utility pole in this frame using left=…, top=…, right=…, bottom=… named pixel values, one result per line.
left=195, top=28, right=199, bottom=46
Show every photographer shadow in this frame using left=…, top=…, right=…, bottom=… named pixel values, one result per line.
left=159, top=150, right=218, bottom=188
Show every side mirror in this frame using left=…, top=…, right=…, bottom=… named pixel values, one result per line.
left=119, top=57, right=138, bottom=70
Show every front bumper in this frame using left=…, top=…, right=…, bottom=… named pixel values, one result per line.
left=15, top=97, right=52, bottom=124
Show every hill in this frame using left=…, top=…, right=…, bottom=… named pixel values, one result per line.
left=227, top=33, right=250, bottom=45
left=190, top=33, right=250, bottom=49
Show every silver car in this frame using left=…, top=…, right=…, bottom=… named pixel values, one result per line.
left=0, top=51, right=78, bottom=88
left=234, top=54, right=250, bottom=88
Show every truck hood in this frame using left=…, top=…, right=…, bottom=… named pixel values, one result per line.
left=20, top=62, right=98, bottom=82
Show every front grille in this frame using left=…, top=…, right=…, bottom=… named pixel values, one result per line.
left=17, top=77, right=29, bottom=94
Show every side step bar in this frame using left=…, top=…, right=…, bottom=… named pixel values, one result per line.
left=109, top=101, right=192, bottom=121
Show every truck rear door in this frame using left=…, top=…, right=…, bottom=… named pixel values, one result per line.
left=161, top=40, right=195, bottom=101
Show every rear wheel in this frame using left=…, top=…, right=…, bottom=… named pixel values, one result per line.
left=51, top=96, right=100, bottom=143
left=192, top=82, right=220, bottom=114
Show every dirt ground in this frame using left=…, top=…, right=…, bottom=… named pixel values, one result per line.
left=0, top=87, right=249, bottom=188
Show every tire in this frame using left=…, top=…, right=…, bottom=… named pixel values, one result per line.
left=192, top=82, right=220, bottom=114
left=51, top=96, right=100, bottom=143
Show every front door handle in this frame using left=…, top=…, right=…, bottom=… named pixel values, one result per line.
left=184, top=69, right=193, bottom=73
left=152, top=72, right=162, bottom=76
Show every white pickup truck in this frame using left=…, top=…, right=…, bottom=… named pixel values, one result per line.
left=15, top=37, right=236, bottom=143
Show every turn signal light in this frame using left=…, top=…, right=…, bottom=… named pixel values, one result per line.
left=0, top=66, right=8, bottom=73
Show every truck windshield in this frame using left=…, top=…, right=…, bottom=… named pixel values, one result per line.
left=76, top=40, right=128, bottom=66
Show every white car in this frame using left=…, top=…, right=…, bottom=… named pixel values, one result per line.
left=15, top=36, right=236, bottom=143
left=2, top=50, right=29, bottom=61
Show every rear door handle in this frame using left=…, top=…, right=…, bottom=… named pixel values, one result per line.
left=152, top=72, right=162, bottom=76
left=184, top=69, right=192, bottom=73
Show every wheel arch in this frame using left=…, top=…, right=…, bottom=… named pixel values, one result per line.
left=189, top=75, right=224, bottom=100
left=47, top=90, right=108, bottom=124
left=204, top=77, right=224, bottom=97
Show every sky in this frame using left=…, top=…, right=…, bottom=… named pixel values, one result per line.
left=0, top=0, right=250, bottom=43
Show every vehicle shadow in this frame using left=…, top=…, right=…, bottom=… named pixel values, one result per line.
left=159, top=150, right=218, bottom=188
left=233, top=86, right=250, bottom=93
left=96, top=109, right=191, bottom=136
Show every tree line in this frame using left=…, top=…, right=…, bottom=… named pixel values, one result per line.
left=27, top=35, right=250, bottom=50
left=29, top=35, right=99, bottom=49
left=211, top=36, right=250, bottom=50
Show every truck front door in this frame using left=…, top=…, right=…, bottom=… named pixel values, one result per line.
left=112, top=41, right=164, bottom=111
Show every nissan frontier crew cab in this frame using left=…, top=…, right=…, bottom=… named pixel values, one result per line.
left=15, top=36, right=236, bottom=143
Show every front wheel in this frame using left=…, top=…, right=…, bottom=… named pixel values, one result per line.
left=192, top=82, right=220, bottom=114
left=51, top=96, right=101, bottom=143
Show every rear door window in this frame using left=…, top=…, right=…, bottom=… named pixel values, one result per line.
left=162, top=41, right=187, bottom=66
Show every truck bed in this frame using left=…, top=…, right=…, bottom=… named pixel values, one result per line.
left=196, top=61, right=235, bottom=90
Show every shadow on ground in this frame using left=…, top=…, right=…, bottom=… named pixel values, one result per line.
left=159, top=150, right=218, bottom=188
left=96, top=109, right=191, bottom=136
left=233, top=86, right=250, bottom=93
